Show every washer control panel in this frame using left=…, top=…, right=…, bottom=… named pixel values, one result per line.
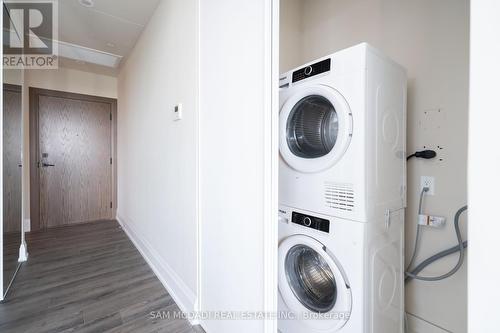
left=291, top=211, right=330, bottom=233
left=292, top=58, right=331, bottom=83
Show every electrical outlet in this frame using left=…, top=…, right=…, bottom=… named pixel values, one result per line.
left=420, top=176, right=435, bottom=195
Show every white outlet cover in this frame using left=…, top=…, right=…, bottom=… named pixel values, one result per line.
left=420, top=176, right=435, bottom=195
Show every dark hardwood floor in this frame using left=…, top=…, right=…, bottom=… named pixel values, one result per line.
left=0, top=220, right=204, bottom=333
left=3, top=231, right=22, bottom=294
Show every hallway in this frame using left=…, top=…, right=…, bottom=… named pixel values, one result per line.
left=0, top=221, right=201, bottom=333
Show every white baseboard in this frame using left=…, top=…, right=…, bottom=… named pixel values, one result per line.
left=116, top=213, right=198, bottom=324
left=406, top=313, right=451, bottom=333
left=18, top=241, right=28, bottom=262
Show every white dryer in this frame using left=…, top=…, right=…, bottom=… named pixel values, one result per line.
left=279, top=43, right=407, bottom=222
left=278, top=204, right=405, bottom=333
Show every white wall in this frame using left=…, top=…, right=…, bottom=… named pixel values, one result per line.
left=468, top=1, right=500, bottom=332
left=280, top=1, right=469, bottom=332
left=279, top=0, right=303, bottom=73
left=3, top=69, right=23, bottom=86
left=199, top=0, right=277, bottom=332
left=116, top=0, right=199, bottom=314
left=25, top=67, right=117, bottom=98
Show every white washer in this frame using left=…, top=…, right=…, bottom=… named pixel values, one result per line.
left=278, top=204, right=405, bottom=333
left=279, top=43, right=407, bottom=222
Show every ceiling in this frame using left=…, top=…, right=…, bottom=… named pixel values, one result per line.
left=55, top=0, right=161, bottom=75
left=3, top=0, right=160, bottom=75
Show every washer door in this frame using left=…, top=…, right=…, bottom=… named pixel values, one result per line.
left=280, top=85, right=352, bottom=173
left=279, top=235, right=352, bottom=330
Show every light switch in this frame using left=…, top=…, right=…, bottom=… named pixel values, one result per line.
left=174, top=103, right=183, bottom=121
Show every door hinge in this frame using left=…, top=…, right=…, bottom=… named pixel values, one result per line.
left=110, top=157, right=112, bottom=165
left=110, top=201, right=113, bottom=209
left=110, top=112, right=112, bottom=121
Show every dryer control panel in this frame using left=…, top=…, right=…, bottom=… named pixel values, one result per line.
left=291, top=211, right=330, bottom=233
left=292, top=58, right=331, bottom=83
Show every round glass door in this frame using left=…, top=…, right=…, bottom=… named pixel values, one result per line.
left=279, top=85, right=352, bottom=173
left=286, top=95, right=339, bottom=159
left=278, top=234, right=352, bottom=330
left=285, top=244, right=337, bottom=313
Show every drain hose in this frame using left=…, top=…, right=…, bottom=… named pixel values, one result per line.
left=405, top=205, right=468, bottom=282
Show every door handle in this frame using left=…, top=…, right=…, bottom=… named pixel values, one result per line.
left=42, top=163, right=55, bottom=167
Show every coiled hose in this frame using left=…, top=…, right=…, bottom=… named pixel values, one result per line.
left=405, top=202, right=468, bottom=282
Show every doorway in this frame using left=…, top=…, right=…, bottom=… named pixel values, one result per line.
left=29, top=88, right=117, bottom=231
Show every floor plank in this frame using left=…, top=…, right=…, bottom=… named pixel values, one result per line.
left=0, top=220, right=204, bottom=333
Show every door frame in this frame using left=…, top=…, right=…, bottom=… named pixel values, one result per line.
left=29, top=87, right=117, bottom=231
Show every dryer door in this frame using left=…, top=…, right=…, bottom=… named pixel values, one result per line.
left=279, top=235, right=352, bottom=331
left=280, top=85, right=352, bottom=173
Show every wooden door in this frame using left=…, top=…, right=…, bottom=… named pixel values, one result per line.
left=3, top=85, right=23, bottom=233
left=36, top=92, right=114, bottom=228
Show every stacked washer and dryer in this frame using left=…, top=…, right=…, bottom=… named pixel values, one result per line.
left=278, top=43, right=407, bottom=333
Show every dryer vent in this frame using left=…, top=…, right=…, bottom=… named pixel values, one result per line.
left=324, top=183, right=355, bottom=211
